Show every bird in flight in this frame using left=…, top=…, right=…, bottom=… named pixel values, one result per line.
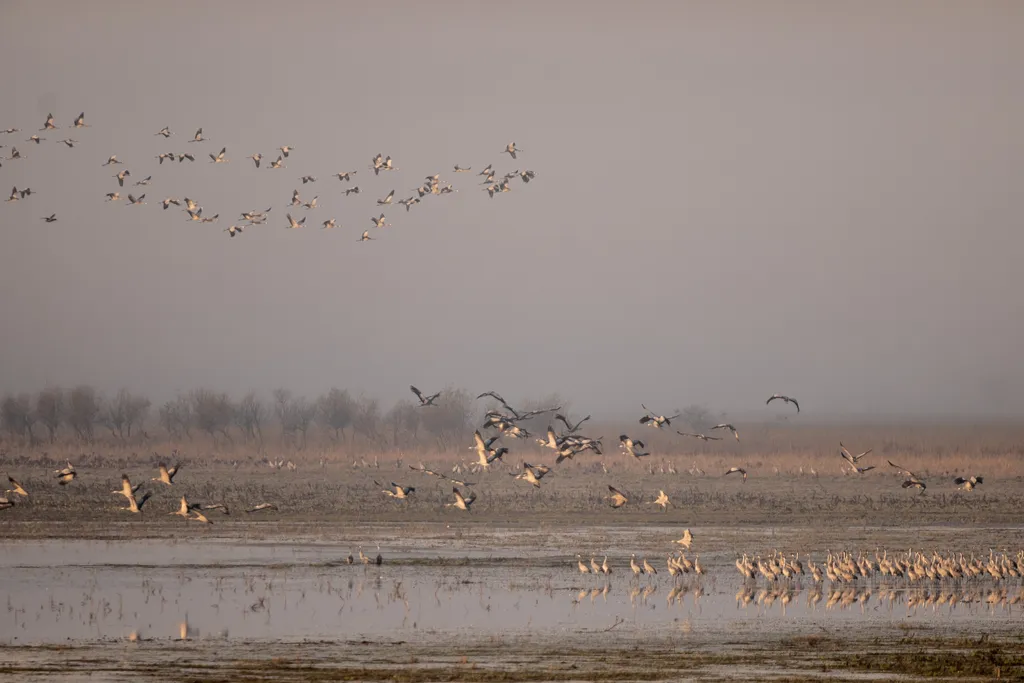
left=410, top=385, right=441, bottom=406
left=513, top=463, right=550, bottom=488
left=334, top=171, right=356, bottom=181
left=370, top=213, right=389, bottom=228
left=345, top=186, right=361, bottom=196
left=209, top=147, right=228, bottom=163
left=503, top=141, right=522, bottom=159
left=447, top=487, right=476, bottom=512
left=676, top=431, right=722, bottom=442
left=152, top=462, right=181, bottom=485
left=245, top=503, right=278, bottom=513
left=225, top=225, right=244, bottom=237
left=555, top=413, right=591, bottom=434
left=248, top=153, right=262, bottom=168
left=358, top=230, right=374, bottom=242
left=619, top=434, right=649, bottom=458
left=5, top=476, right=28, bottom=498
left=674, top=529, right=694, bottom=549
left=72, top=112, right=89, bottom=128
left=321, top=217, right=337, bottom=230
left=155, top=152, right=174, bottom=164
left=724, top=466, right=747, bottom=481
left=767, top=394, right=800, bottom=412
left=453, top=164, right=471, bottom=172
left=189, top=128, right=205, bottom=142
left=126, top=193, right=146, bottom=205
left=278, top=145, right=294, bottom=158
left=41, top=213, right=57, bottom=223
left=114, top=169, right=131, bottom=186
left=268, top=155, right=285, bottom=169
left=639, top=404, right=680, bottom=429
left=58, top=138, right=79, bottom=148
left=710, top=424, right=740, bottom=441
left=377, top=189, right=395, bottom=206
left=40, top=113, right=57, bottom=130
left=954, top=475, right=983, bottom=491
left=888, top=461, right=926, bottom=491
left=839, top=442, right=874, bottom=472
left=155, top=126, right=172, bottom=138
left=651, top=490, right=670, bottom=510
left=607, top=485, right=628, bottom=508
left=285, top=213, right=306, bottom=229
left=55, top=462, right=76, bottom=485
left=376, top=481, right=415, bottom=499
left=300, top=175, right=316, bottom=184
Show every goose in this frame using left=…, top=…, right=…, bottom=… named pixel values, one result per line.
left=55, top=462, right=76, bottom=485
left=245, top=503, right=278, bottom=513
left=72, top=112, right=89, bottom=128
left=126, top=193, right=146, bottom=205
left=710, top=424, right=740, bottom=441
left=302, top=196, right=319, bottom=210
left=189, top=128, right=205, bottom=142
left=152, top=462, right=181, bottom=485
left=607, top=485, right=628, bottom=508
left=161, top=197, right=181, bottom=210
left=345, top=186, right=361, bottom=196
left=370, top=213, right=389, bottom=228
left=767, top=394, right=800, bottom=412
left=954, top=475, right=983, bottom=491
left=334, top=171, right=356, bottom=181
left=357, top=230, right=374, bottom=242
left=155, top=126, right=172, bottom=138
left=300, top=175, right=317, bottom=184
left=674, top=529, right=694, bottom=549
left=40, top=113, right=57, bottom=130
left=248, top=153, right=262, bottom=168
left=651, top=490, right=670, bottom=510
left=555, top=413, right=590, bottom=433
left=639, top=404, right=680, bottom=429
left=114, top=169, right=131, bottom=186
left=321, top=217, right=337, bottom=230
left=177, top=152, right=195, bottom=163
left=453, top=164, right=471, bottom=172
left=377, top=189, right=395, bottom=205
left=376, top=481, right=415, bottom=499
left=502, top=141, right=521, bottom=159
left=888, top=461, right=926, bottom=491
left=676, top=431, right=721, bottom=441
left=156, top=152, right=174, bottom=164
left=447, top=487, right=476, bottom=511
left=410, top=385, right=441, bottom=406
left=58, top=138, right=78, bottom=148
left=285, top=213, right=306, bottom=229
left=513, top=463, right=550, bottom=488
left=26, top=135, right=45, bottom=144
left=268, top=155, right=285, bottom=169
left=619, top=434, right=649, bottom=458
left=5, top=476, right=28, bottom=497
left=278, top=145, right=293, bottom=157
left=724, top=466, right=747, bottom=481
left=225, top=225, right=244, bottom=237
left=208, top=147, right=228, bottom=163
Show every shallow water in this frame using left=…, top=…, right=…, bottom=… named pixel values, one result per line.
left=2, top=538, right=1021, bottom=645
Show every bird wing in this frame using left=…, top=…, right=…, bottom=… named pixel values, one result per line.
left=410, top=385, right=424, bottom=401
left=887, top=460, right=917, bottom=478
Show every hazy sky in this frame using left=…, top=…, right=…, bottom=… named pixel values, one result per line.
left=1, top=1, right=1022, bottom=419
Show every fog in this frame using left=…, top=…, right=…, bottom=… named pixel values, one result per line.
left=1, top=1, right=1022, bottom=420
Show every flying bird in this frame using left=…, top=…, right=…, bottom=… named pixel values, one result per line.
left=651, top=490, right=670, bottom=510
left=300, top=175, right=317, bottom=184
left=674, top=529, right=694, bottom=549
left=376, top=481, right=416, bottom=499
left=767, top=394, right=800, bottom=412
left=370, top=213, right=389, bottom=228
left=248, top=153, right=262, bottom=168
left=619, top=434, right=649, bottom=458
left=285, top=213, right=306, bottom=229
left=321, top=217, right=337, bottom=230
left=114, top=169, right=131, bottom=186
left=278, top=145, right=293, bottom=157
left=225, top=225, right=244, bottom=237
left=839, top=442, right=873, bottom=473
left=155, top=126, right=172, bottom=138
left=41, top=214, right=58, bottom=224
left=344, top=186, right=361, bottom=196
left=954, top=475, right=983, bottom=491
left=724, top=467, right=747, bottom=481
left=189, top=128, right=205, bottom=142
left=377, top=189, right=395, bottom=206
left=126, top=193, right=146, bottom=205
left=710, top=424, right=740, bottom=441
left=245, top=503, right=279, bottom=513
left=5, top=476, right=28, bottom=498
left=55, top=462, right=76, bottom=485
left=358, top=231, right=374, bottom=242
left=209, top=147, right=228, bottom=163
left=447, top=487, right=476, bottom=512
left=40, top=113, right=57, bottom=130
left=152, top=462, right=181, bottom=485
left=334, top=171, right=356, bottom=181
left=555, top=413, right=591, bottom=434
left=268, top=155, right=285, bottom=169
left=607, top=485, right=628, bottom=508
left=887, top=461, right=926, bottom=491
left=639, top=404, right=680, bottom=429
left=72, top=112, right=89, bottom=128
left=410, top=385, right=441, bottom=406
left=113, top=474, right=143, bottom=500
left=177, top=152, right=195, bottom=163
left=58, top=138, right=78, bottom=147
left=676, top=431, right=722, bottom=442
left=503, top=141, right=522, bottom=159
left=453, top=165, right=471, bottom=172
left=513, top=463, right=550, bottom=488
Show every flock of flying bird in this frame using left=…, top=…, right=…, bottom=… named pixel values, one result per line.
left=2, top=112, right=536, bottom=242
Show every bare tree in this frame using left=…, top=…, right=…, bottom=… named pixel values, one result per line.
left=274, top=391, right=316, bottom=449
left=159, top=396, right=193, bottom=440
left=67, top=385, right=101, bottom=441
left=420, top=388, right=473, bottom=449
left=383, top=399, right=420, bottom=448
left=102, top=389, right=151, bottom=440
left=1, top=394, right=36, bottom=443
left=35, top=386, right=64, bottom=443
left=352, top=395, right=382, bottom=445
left=235, top=392, right=266, bottom=446
left=317, top=388, right=355, bottom=442
left=190, top=389, right=234, bottom=443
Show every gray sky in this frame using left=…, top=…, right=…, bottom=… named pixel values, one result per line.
left=1, top=1, right=1022, bottom=419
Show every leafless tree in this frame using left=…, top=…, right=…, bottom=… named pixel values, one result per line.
left=35, top=386, right=64, bottom=443
left=420, top=388, right=473, bottom=449
left=159, top=396, right=193, bottom=440
left=102, top=389, right=151, bottom=440
left=383, top=399, right=420, bottom=447
left=318, top=388, right=355, bottom=442
left=190, top=389, right=234, bottom=444
left=274, top=391, right=316, bottom=449
left=235, top=391, right=266, bottom=446
left=352, top=395, right=382, bottom=445
left=67, top=385, right=101, bottom=441
left=2, top=393, right=36, bottom=443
